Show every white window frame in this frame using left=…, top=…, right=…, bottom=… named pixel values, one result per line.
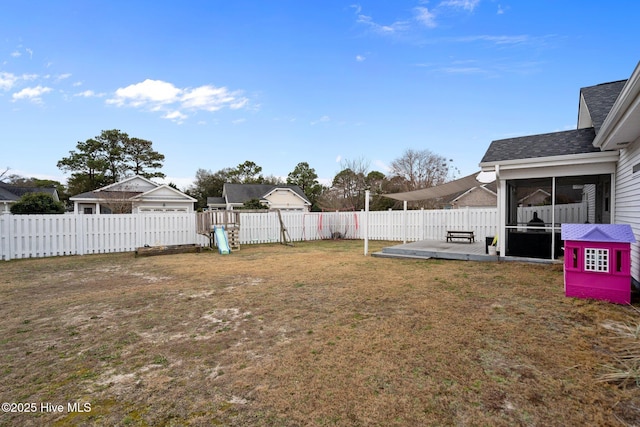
left=584, top=247, right=609, bottom=273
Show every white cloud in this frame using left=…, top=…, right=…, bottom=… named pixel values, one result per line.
left=356, top=55, right=366, bottom=62
left=336, top=155, right=342, bottom=163
left=74, top=90, right=105, bottom=98
left=107, top=79, right=182, bottom=107
left=311, top=115, right=331, bottom=125
left=415, top=7, right=437, bottom=28
left=182, top=85, right=231, bottom=111
left=439, top=0, right=480, bottom=11
left=163, top=110, right=188, bottom=123
left=441, top=66, right=486, bottom=75
left=455, top=34, right=531, bottom=45
left=9, top=46, right=33, bottom=59
left=56, top=73, right=72, bottom=81
left=0, top=72, right=18, bottom=90
left=230, top=98, right=249, bottom=109
left=355, top=2, right=487, bottom=37
left=356, top=13, right=410, bottom=35
left=107, top=79, right=249, bottom=121
left=12, top=85, right=52, bottom=103
left=232, top=118, right=246, bottom=125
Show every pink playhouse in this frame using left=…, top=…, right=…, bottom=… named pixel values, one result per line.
left=561, top=224, right=637, bottom=304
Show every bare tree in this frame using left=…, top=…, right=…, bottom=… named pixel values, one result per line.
left=98, top=184, right=135, bottom=214
left=318, top=158, right=371, bottom=211
left=389, top=149, right=452, bottom=191
left=388, top=149, right=456, bottom=209
left=0, top=167, right=9, bottom=182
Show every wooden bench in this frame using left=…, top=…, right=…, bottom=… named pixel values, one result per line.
left=446, top=230, right=475, bottom=243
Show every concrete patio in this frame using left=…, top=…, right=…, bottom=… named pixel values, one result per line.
left=372, top=239, right=562, bottom=264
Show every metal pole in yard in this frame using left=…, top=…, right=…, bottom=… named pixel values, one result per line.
left=364, top=190, right=370, bottom=256
left=403, top=200, right=407, bottom=244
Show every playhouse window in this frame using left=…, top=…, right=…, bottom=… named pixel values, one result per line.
left=584, top=248, right=609, bottom=272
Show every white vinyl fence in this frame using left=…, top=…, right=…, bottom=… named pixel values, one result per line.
left=517, top=202, right=587, bottom=229
left=1, top=208, right=499, bottom=261
left=0, top=213, right=209, bottom=261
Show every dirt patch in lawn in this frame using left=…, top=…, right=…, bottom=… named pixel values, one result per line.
left=1, top=240, right=640, bottom=426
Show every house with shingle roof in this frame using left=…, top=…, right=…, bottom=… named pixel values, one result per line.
left=0, top=182, right=60, bottom=213
left=435, top=181, right=497, bottom=209
left=207, top=183, right=311, bottom=211
left=69, top=175, right=196, bottom=214
left=479, top=61, right=640, bottom=282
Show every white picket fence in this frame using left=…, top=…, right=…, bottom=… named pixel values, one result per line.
left=1, top=204, right=589, bottom=261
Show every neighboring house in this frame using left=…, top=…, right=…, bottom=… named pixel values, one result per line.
left=207, top=183, right=311, bottom=211
left=70, top=175, right=196, bottom=214
left=479, top=61, right=640, bottom=282
left=518, top=189, right=551, bottom=207
left=0, top=182, right=60, bottom=213
left=439, top=182, right=497, bottom=209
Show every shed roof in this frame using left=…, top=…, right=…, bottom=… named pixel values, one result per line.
left=561, top=223, right=636, bottom=243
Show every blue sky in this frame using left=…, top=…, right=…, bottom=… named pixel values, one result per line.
left=1, top=1, right=638, bottom=190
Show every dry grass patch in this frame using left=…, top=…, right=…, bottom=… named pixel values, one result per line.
left=1, top=240, right=640, bottom=426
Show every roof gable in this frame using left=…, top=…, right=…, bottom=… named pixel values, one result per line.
left=262, top=187, right=312, bottom=206
left=97, top=175, right=158, bottom=193
left=594, top=62, right=640, bottom=150
left=578, top=80, right=627, bottom=133
left=447, top=184, right=496, bottom=204
left=131, top=185, right=196, bottom=202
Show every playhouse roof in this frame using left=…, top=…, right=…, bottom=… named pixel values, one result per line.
left=561, top=223, right=637, bottom=243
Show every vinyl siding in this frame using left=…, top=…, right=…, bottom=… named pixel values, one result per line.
left=614, top=136, right=640, bottom=280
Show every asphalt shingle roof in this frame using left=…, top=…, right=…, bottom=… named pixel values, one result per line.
left=0, top=186, right=18, bottom=201
left=580, top=80, right=627, bottom=133
left=223, top=183, right=310, bottom=204
left=206, top=196, right=226, bottom=205
left=0, top=183, right=57, bottom=201
left=481, top=78, right=628, bottom=165
left=480, top=127, right=599, bottom=164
